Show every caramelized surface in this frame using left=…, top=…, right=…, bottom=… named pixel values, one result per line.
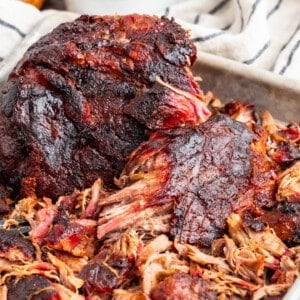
left=0, top=15, right=207, bottom=199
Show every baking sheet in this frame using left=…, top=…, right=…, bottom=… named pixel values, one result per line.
left=194, top=51, right=300, bottom=122
left=0, top=12, right=299, bottom=299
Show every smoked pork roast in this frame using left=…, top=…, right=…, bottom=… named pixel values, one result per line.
left=0, top=14, right=299, bottom=300
left=0, top=14, right=210, bottom=199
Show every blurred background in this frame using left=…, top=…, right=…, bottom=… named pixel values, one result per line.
left=26, top=0, right=65, bottom=10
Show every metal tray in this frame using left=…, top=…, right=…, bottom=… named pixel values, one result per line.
left=0, top=12, right=299, bottom=299
left=194, top=51, right=299, bottom=122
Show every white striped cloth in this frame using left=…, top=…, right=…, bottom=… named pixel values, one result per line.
left=0, top=0, right=42, bottom=63
left=0, top=0, right=299, bottom=81
left=159, top=0, right=300, bottom=80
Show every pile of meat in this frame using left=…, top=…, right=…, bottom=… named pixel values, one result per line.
left=0, top=14, right=299, bottom=300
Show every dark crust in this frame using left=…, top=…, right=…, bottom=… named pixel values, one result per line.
left=117, top=114, right=276, bottom=247
left=7, top=275, right=57, bottom=300
left=0, top=14, right=199, bottom=199
left=79, top=247, right=135, bottom=294
left=0, top=228, right=35, bottom=261
left=150, top=273, right=218, bottom=300
left=164, top=114, right=257, bottom=246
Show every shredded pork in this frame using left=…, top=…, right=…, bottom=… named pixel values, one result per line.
left=0, top=16, right=299, bottom=300
left=0, top=104, right=298, bottom=299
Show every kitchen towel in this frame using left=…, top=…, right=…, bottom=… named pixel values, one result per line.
left=0, top=0, right=77, bottom=81
left=160, top=0, right=300, bottom=80
left=0, top=0, right=42, bottom=62
left=0, top=0, right=299, bottom=80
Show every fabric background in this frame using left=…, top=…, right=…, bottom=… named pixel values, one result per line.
left=159, top=0, right=300, bottom=80
left=0, top=0, right=299, bottom=81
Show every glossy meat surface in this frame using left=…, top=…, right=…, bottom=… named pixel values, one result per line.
left=1, top=109, right=298, bottom=299
left=7, top=275, right=58, bottom=300
left=160, top=115, right=275, bottom=246
left=251, top=202, right=300, bottom=245
left=150, top=273, right=217, bottom=300
left=97, top=114, right=276, bottom=247
left=0, top=229, right=35, bottom=262
left=0, top=14, right=208, bottom=199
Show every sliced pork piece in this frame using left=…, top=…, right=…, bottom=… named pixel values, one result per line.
left=0, top=229, right=35, bottom=262
left=79, top=231, right=141, bottom=295
left=261, top=111, right=300, bottom=166
left=260, top=202, right=300, bottom=245
left=6, top=275, right=59, bottom=300
left=97, top=114, right=276, bottom=247
left=11, top=191, right=98, bottom=257
left=46, top=216, right=97, bottom=258
left=150, top=273, right=218, bottom=300
left=242, top=162, right=300, bottom=245
left=0, top=14, right=210, bottom=199
left=27, top=192, right=98, bottom=257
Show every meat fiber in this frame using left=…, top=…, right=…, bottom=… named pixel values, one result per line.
left=0, top=229, right=35, bottom=262
left=243, top=162, right=300, bottom=245
left=0, top=12, right=298, bottom=300
left=2, top=111, right=299, bottom=300
left=97, top=113, right=276, bottom=247
left=0, top=14, right=210, bottom=199
left=79, top=231, right=140, bottom=295
left=150, top=273, right=218, bottom=300
left=6, top=275, right=59, bottom=300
